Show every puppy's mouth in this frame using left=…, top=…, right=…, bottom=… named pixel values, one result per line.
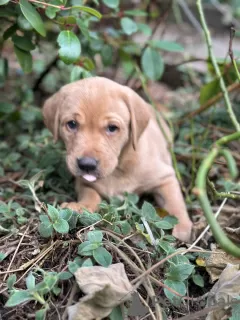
left=81, top=173, right=98, bottom=182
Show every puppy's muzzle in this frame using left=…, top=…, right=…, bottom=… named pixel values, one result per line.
left=77, top=157, right=98, bottom=172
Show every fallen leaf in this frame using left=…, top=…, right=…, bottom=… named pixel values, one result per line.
left=205, top=249, right=240, bottom=282
left=68, top=263, right=133, bottom=320
left=206, top=264, right=240, bottom=320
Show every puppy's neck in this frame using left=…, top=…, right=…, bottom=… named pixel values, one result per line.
left=116, top=141, right=137, bottom=174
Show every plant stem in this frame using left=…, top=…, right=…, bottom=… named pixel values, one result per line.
left=196, top=0, right=240, bottom=131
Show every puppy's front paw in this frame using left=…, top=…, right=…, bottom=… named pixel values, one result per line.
left=61, top=202, right=95, bottom=213
left=172, top=220, right=193, bottom=242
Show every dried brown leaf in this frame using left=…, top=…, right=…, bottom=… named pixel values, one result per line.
left=68, top=263, right=133, bottom=320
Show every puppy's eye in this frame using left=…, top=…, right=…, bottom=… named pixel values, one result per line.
left=106, top=125, right=119, bottom=134
left=67, top=120, right=78, bottom=131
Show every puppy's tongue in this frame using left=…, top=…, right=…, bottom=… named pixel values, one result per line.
left=82, top=174, right=97, bottom=182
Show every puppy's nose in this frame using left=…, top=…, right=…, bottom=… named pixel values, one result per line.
left=77, top=157, right=98, bottom=172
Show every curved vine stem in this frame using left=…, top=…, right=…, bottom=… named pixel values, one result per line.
left=195, top=132, right=240, bottom=257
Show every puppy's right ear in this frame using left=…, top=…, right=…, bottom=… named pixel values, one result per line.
left=42, top=93, right=61, bottom=142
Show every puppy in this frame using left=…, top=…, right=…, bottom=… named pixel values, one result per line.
left=43, top=77, right=192, bottom=241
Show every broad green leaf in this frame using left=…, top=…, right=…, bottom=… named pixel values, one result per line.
left=57, top=30, right=81, bottom=65
left=103, top=0, right=119, bottom=8
left=0, top=103, right=15, bottom=114
left=167, top=264, right=194, bottom=281
left=26, top=272, right=35, bottom=290
left=121, top=17, right=138, bottom=35
left=149, top=40, right=184, bottom=52
left=78, top=241, right=100, bottom=254
left=12, top=35, right=35, bottom=51
left=192, top=273, right=204, bottom=287
left=5, top=290, right=33, bottom=307
left=47, top=204, right=59, bottom=222
left=35, top=308, right=47, bottom=320
left=200, top=79, right=220, bottom=104
left=93, top=247, right=112, bottom=267
left=68, top=260, right=82, bottom=274
left=19, top=0, right=46, bottom=37
left=158, top=240, right=174, bottom=253
left=87, top=230, right=103, bottom=243
left=72, top=6, right=102, bottom=19
left=17, top=15, right=33, bottom=31
left=168, top=254, right=189, bottom=265
left=137, top=23, right=152, bottom=36
left=116, top=221, right=131, bottom=235
left=82, top=258, right=93, bottom=267
left=109, top=306, right=124, bottom=320
left=3, top=24, right=18, bottom=40
left=38, top=223, right=53, bottom=238
left=14, top=46, right=32, bottom=73
left=0, top=0, right=10, bottom=5
left=59, top=209, right=72, bottom=221
left=155, top=220, right=173, bottom=230
left=39, top=215, right=50, bottom=224
left=141, top=201, right=158, bottom=221
left=101, top=44, right=113, bottom=66
left=7, top=274, right=17, bottom=290
left=58, top=272, right=73, bottom=280
left=124, top=9, right=147, bottom=16
left=141, top=47, right=164, bottom=81
left=78, top=212, right=102, bottom=226
left=53, top=218, right=69, bottom=234
left=164, top=280, right=186, bottom=306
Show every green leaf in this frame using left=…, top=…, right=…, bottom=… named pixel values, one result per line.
left=14, top=46, right=32, bottom=73
left=59, top=209, right=72, bottom=221
left=93, top=247, right=112, bottom=267
left=168, top=254, right=189, bottom=265
left=101, top=44, right=113, bottom=66
left=141, top=201, right=158, bottom=221
left=155, top=220, right=173, bottom=230
left=192, top=273, right=204, bottom=287
left=0, top=0, right=10, bottom=5
left=200, top=79, right=220, bottom=104
left=121, top=17, right=138, bottom=35
left=12, top=35, right=35, bottom=51
left=78, top=212, right=102, bottom=226
left=167, top=264, right=194, bottom=281
left=68, top=260, right=82, bottom=274
left=38, top=223, right=53, bottom=238
left=35, top=308, right=47, bottom=320
left=137, top=23, right=152, bottom=36
left=19, top=0, right=46, bottom=37
left=87, top=230, right=103, bottom=243
left=7, top=274, right=17, bottom=290
left=0, top=252, right=7, bottom=261
left=5, top=290, right=33, bottom=307
left=26, top=272, right=35, bottom=290
left=124, top=9, right=147, bottom=16
left=78, top=241, right=100, bottom=255
left=57, top=30, right=81, bottom=65
left=117, top=221, right=131, bottom=235
left=149, top=40, right=184, bottom=52
left=109, top=306, right=124, bottom=320
left=82, top=258, right=93, bottom=267
left=47, top=204, right=59, bottom=222
left=72, top=6, right=102, bottom=19
left=3, top=24, right=18, bottom=40
left=102, top=0, right=119, bottom=9
left=58, top=272, right=73, bottom=280
left=141, top=47, right=164, bottom=81
left=53, top=218, right=69, bottom=234
left=164, top=280, right=186, bottom=306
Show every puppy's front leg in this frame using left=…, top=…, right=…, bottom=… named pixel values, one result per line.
left=153, top=175, right=193, bottom=242
left=61, top=186, right=101, bottom=213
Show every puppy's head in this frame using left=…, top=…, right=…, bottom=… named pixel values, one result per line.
left=42, top=77, right=150, bottom=182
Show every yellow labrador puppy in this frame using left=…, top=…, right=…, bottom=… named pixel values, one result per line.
left=43, top=77, right=192, bottom=241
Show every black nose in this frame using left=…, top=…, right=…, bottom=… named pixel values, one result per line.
left=77, top=157, right=98, bottom=172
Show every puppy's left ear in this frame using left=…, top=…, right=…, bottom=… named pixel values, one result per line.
left=123, top=88, right=151, bottom=150
left=42, top=92, right=62, bottom=142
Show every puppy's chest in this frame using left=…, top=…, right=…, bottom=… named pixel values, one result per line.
left=93, top=171, right=157, bottom=199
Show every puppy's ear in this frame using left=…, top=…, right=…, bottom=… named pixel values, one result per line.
left=42, top=92, right=61, bottom=142
left=123, top=88, right=151, bottom=150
